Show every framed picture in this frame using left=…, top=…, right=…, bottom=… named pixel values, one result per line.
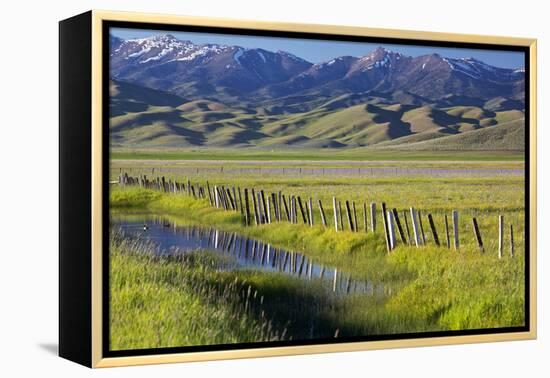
left=59, top=10, right=537, bottom=368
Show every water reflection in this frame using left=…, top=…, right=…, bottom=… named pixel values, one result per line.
left=112, top=216, right=383, bottom=296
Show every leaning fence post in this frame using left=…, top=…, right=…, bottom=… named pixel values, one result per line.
left=333, top=197, right=339, bottom=232
left=345, top=201, right=354, bottom=232
left=410, top=207, right=421, bottom=247
left=297, top=196, right=308, bottom=224
left=498, top=215, right=504, bottom=259
left=427, top=214, right=440, bottom=246
left=444, top=214, right=450, bottom=248
left=381, top=202, right=391, bottom=252
left=392, top=208, right=407, bottom=244
left=318, top=200, right=327, bottom=228
left=214, top=185, right=220, bottom=208
left=472, top=217, right=484, bottom=252
left=452, top=210, right=459, bottom=250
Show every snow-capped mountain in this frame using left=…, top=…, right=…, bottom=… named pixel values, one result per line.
left=109, top=34, right=525, bottom=103
left=110, top=34, right=312, bottom=99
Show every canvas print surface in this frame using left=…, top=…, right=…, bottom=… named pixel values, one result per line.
left=107, top=26, right=527, bottom=353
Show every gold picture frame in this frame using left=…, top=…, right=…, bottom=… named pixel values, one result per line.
left=59, top=9, right=537, bottom=368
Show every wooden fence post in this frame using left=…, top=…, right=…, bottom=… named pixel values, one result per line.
left=232, top=187, right=238, bottom=211
left=207, top=181, right=213, bottom=206
left=444, top=214, right=450, bottom=248
left=498, top=215, right=504, bottom=259
left=338, top=201, right=344, bottom=231
left=352, top=202, right=358, bottom=232
left=392, top=208, right=407, bottom=244
left=260, top=190, right=268, bottom=222
left=278, top=191, right=283, bottom=221
left=387, top=211, right=396, bottom=251
left=297, top=196, right=308, bottom=224
left=244, top=188, right=250, bottom=226
left=238, top=187, right=244, bottom=215
left=345, top=201, right=355, bottom=232
left=427, top=214, right=440, bottom=246
left=510, top=224, right=514, bottom=257
left=214, top=185, right=220, bottom=208
left=452, top=210, right=459, bottom=250
left=472, top=217, right=484, bottom=252
left=271, top=193, right=279, bottom=222
left=290, top=196, right=298, bottom=224
left=381, top=203, right=391, bottom=252
left=418, top=210, right=426, bottom=244
left=251, top=189, right=259, bottom=225
left=281, top=195, right=289, bottom=222
left=370, top=202, right=376, bottom=232
left=267, top=197, right=272, bottom=224
left=308, top=197, right=314, bottom=226
left=410, top=207, right=421, bottom=247
left=333, top=197, right=339, bottom=232
left=319, top=200, right=327, bottom=228
left=257, top=192, right=265, bottom=224
left=363, top=203, right=368, bottom=232
left=402, top=210, right=412, bottom=245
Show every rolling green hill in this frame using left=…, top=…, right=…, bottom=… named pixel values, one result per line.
left=109, top=80, right=525, bottom=150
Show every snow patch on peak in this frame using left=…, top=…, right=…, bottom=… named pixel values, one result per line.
left=257, top=51, right=267, bottom=63
left=233, top=48, right=245, bottom=65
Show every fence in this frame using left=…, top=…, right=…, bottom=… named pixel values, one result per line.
left=117, top=172, right=518, bottom=257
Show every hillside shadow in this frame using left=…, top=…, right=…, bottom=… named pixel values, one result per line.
left=366, top=103, right=412, bottom=139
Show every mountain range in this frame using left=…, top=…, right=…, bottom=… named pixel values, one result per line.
left=109, top=34, right=526, bottom=150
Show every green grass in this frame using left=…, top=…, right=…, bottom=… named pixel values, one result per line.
left=111, top=148, right=524, bottom=162
left=110, top=234, right=284, bottom=350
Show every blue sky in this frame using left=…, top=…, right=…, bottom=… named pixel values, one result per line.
left=111, top=27, right=524, bottom=69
